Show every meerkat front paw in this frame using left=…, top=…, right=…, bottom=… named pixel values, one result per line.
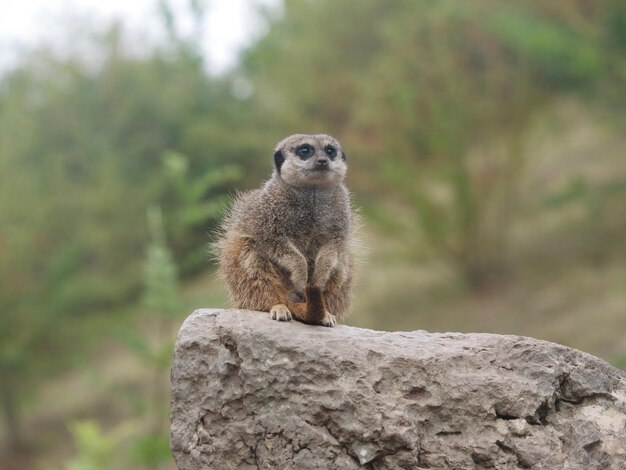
left=270, top=304, right=292, bottom=322
left=320, top=311, right=337, bottom=327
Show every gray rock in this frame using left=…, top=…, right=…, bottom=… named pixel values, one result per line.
left=170, top=309, right=626, bottom=469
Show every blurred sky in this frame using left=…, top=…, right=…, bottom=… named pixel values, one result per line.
left=0, top=0, right=279, bottom=74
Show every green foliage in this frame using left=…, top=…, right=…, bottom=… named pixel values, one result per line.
left=118, top=206, right=181, bottom=467
left=62, top=421, right=138, bottom=470
left=144, top=206, right=182, bottom=318
left=63, top=207, right=181, bottom=469
left=161, top=151, right=241, bottom=272
left=489, top=13, right=601, bottom=89
left=60, top=420, right=170, bottom=470
left=131, top=432, right=172, bottom=467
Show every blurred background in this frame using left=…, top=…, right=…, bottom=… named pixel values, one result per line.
left=1, top=0, right=625, bottom=468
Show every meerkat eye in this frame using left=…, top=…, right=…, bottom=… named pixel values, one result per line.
left=324, top=145, right=337, bottom=159
left=295, top=144, right=314, bottom=159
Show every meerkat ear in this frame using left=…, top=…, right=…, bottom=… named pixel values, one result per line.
left=274, top=150, right=285, bottom=173
left=342, top=151, right=348, bottom=161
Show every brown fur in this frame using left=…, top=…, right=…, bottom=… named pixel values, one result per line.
left=302, top=286, right=325, bottom=324
left=214, top=134, right=356, bottom=327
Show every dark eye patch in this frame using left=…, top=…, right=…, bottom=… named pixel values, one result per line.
left=295, top=144, right=314, bottom=159
left=324, top=145, right=337, bottom=159
left=274, top=150, right=285, bottom=173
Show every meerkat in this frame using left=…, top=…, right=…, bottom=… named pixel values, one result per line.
left=214, top=134, right=356, bottom=327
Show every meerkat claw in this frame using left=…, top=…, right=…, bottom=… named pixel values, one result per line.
left=320, top=311, right=337, bottom=327
left=270, top=304, right=292, bottom=322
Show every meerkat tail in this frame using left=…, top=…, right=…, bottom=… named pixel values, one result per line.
left=303, top=286, right=326, bottom=324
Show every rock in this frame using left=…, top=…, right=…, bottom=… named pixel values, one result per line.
left=170, top=309, right=626, bottom=469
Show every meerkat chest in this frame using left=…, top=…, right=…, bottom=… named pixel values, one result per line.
left=290, top=199, right=345, bottom=254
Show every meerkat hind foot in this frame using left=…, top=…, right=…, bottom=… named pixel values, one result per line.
left=270, top=304, right=292, bottom=322
left=321, top=311, right=337, bottom=327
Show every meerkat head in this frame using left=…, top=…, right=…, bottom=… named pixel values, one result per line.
left=272, top=134, right=347, bottom=189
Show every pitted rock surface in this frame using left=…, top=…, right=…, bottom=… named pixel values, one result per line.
left=170, top=309, right=626, bottom=469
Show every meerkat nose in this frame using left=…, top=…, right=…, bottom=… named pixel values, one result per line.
left=316, top=157, right=328, bottom=166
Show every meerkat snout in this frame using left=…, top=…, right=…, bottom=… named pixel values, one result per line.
left=315, top=156, right=328, bottom=168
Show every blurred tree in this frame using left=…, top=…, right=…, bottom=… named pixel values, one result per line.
left=59, top=205, right=192, bottom=470
left=125, top=205, right=181, bottom=468
left=0, top=15, right=245, bottom=448
left=161, top=151, right=240, bottom=272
